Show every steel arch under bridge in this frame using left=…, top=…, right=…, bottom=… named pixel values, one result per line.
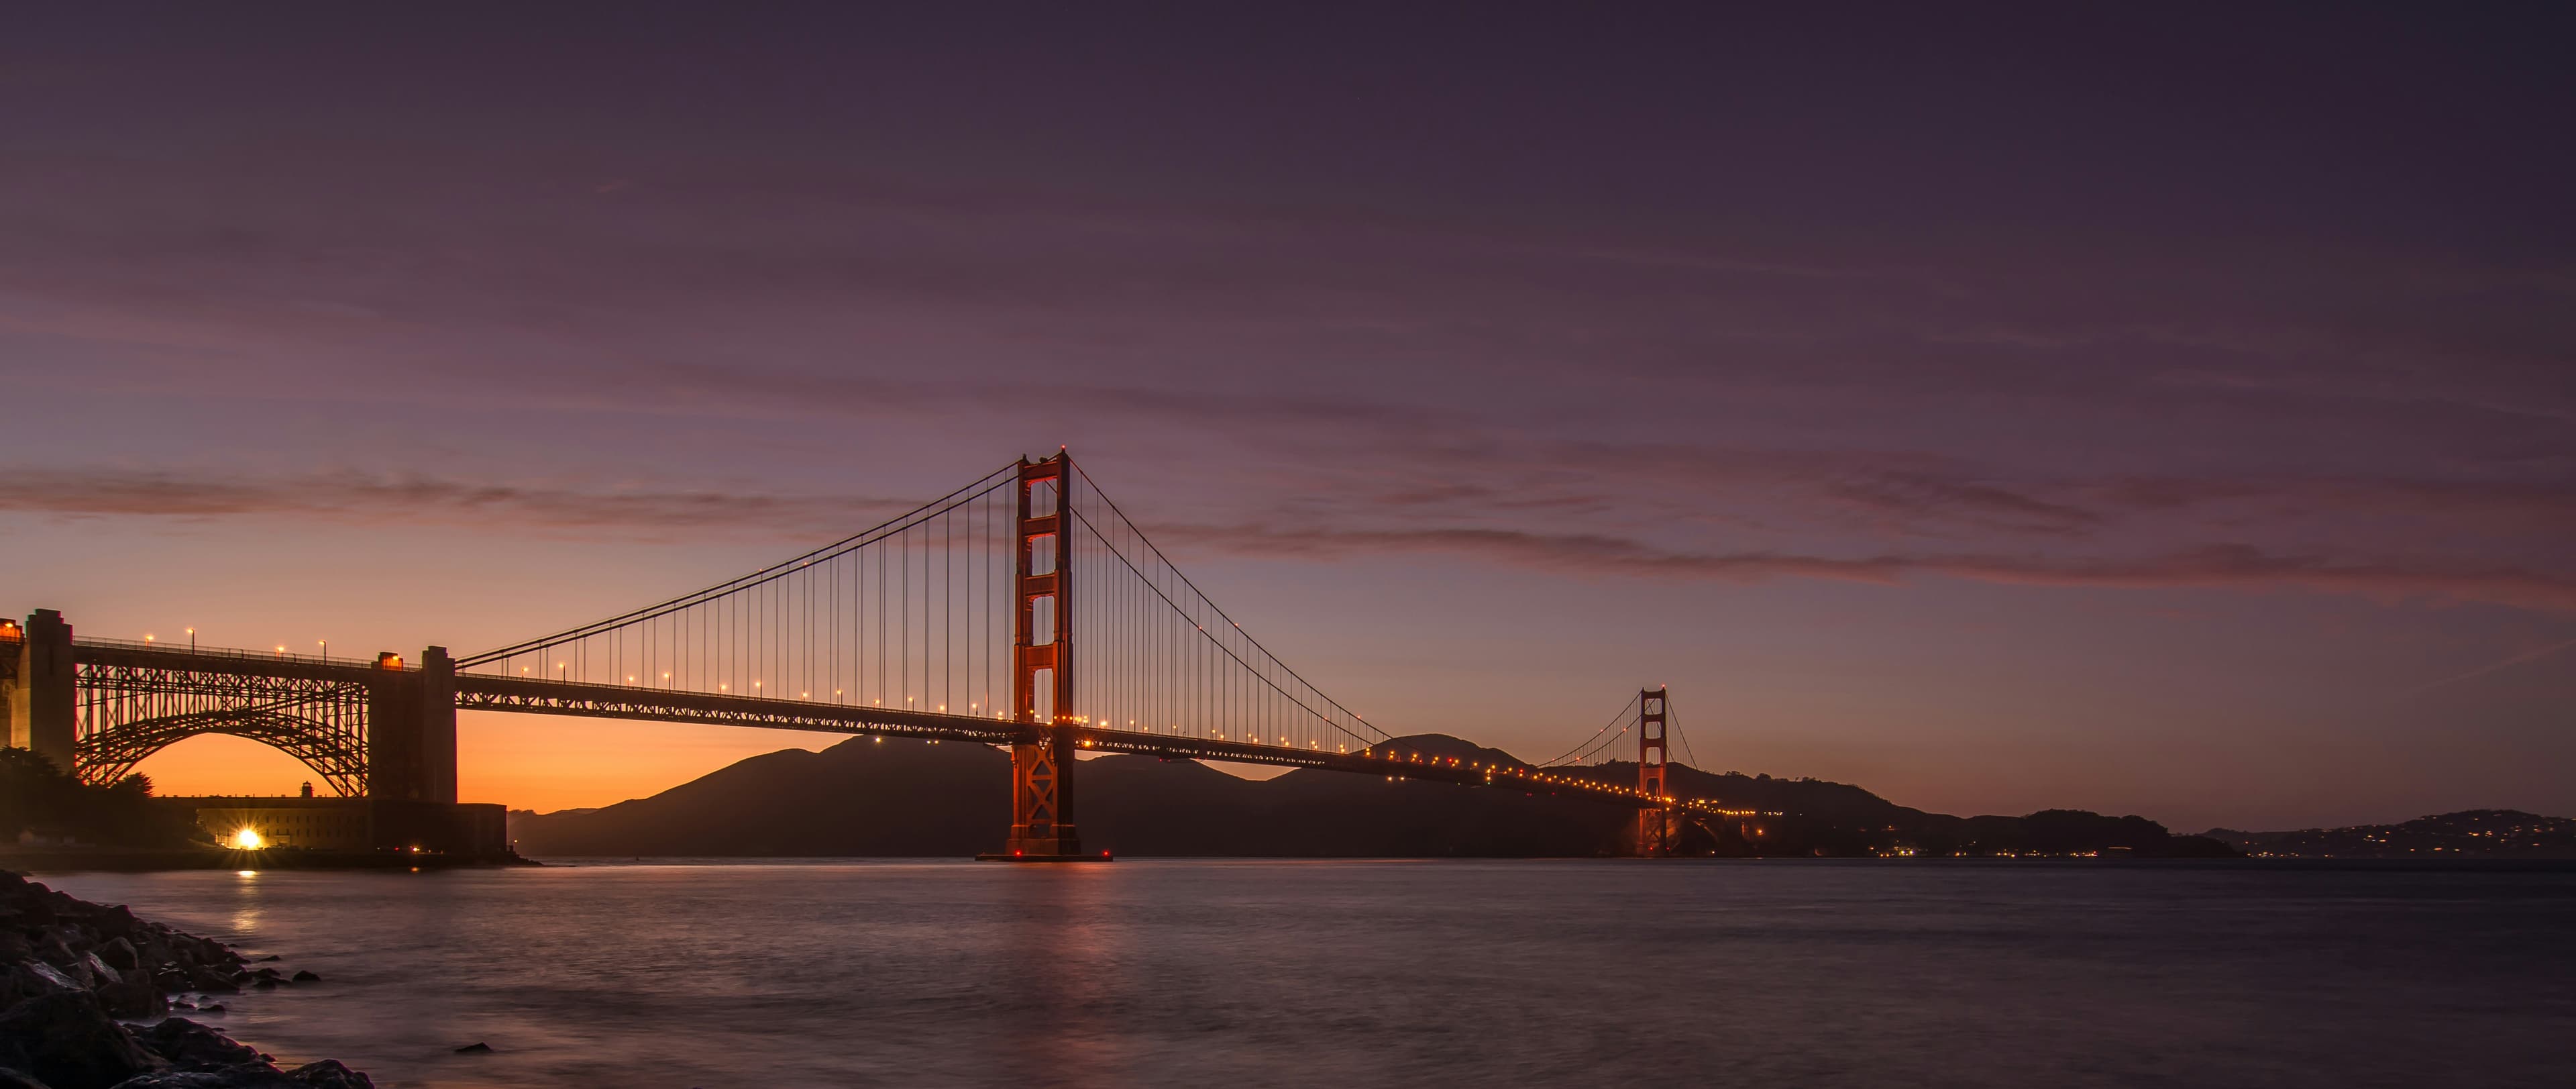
left=46, top=634, right=456, bottom=801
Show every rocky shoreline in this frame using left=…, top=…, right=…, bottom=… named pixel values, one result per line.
left=1, top=870, right=370, bottom=1089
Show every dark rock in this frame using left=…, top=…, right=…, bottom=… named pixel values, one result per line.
left=97, top=940, right=140, bottom=974
left=138, top=1019, right=258, bottom=1070
left=0, top=990, right=160, bottom=1089
left=1, top=964, right=68, bottom=1008
left=248, top=981, right=276, bottom=992
left=21, top=964, right=83, bottom=994
left=107, top=1071, right=297, bottom=1088
left=451, top=1043, right=492, bottom=1054
left=82, top=957, right=121, bottom=989
left=38, top=937, right=78, bottom=969
left=95, top=908, right=140, bottom=943
left=95, top=981, right=166, bottom=1021
left=0, top=876, right=370, bottom=1089
left=287, top=1061, right=372, bottom=1089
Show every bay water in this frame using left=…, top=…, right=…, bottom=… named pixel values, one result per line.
left=35, top=860, right=2575, bottom=1088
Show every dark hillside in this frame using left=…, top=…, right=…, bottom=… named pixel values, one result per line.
left=511, top=735, right=1632, bottom=858
left=508, top=735, right=2237, bottom=859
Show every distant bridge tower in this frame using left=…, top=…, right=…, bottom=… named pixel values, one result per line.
left=998, top=452, right=1089, bottom=860
left=1638, top=686, right=1674, bottom=858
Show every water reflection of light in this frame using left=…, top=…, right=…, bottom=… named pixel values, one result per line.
left=996, top=866, right=1126, bottom=1087
left=230, top=870, right=264, bottom=937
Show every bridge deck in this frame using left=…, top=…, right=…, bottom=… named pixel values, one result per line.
left=74, top=639, right=390, bottom=683
left=455, top=673, right=1690, bottom=811
left=70, top=641, right=1711, bottom=814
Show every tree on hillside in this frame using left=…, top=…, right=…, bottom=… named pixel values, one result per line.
left=0, top=747, right=199, bottom=847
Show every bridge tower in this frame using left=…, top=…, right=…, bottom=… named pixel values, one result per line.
left=363, top=645, right=459, bottom=804
left=1638, top=686, right=1674, bottom=858
left=997, top=451, right=1091, bottom=860
left=2, top=610, right=76, bottom=771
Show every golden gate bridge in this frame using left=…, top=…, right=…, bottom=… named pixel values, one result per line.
left=3, top=452, right=1741, bottom=859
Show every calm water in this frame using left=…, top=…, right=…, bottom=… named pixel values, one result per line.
left=32, top=860, right=2576, bottom=1088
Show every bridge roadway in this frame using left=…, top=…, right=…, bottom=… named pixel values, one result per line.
left=68, top=639, right=1711, bottom=815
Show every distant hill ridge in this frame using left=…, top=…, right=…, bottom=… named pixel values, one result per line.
left=506, top=734, right=2245, bottom=858
left=2208, top=809, right=2576, bottom=859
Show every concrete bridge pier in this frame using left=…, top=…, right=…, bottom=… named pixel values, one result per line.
left=364, top=645, right=459, bottom=805
left=2, top=610, right=76, bottom=771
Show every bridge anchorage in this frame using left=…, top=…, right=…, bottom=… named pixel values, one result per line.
left=11, top=449, right=1723, bottom=860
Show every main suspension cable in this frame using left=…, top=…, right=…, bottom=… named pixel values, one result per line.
left=1542, top=690, right=1640, bottom=766
left=1060, top=484, right=1388, bottom=748
left=461, top=462, right=1018, bottom=667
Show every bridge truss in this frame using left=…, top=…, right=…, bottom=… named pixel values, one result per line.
left=70, top=641, right=374, bottom=796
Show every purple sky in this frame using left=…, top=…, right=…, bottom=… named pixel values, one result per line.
left=5, top=6, right=2571, bottom=830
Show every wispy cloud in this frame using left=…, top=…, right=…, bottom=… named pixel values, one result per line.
left=12, top=459, right=2574, bottom=615
left=1163, top=524, right=2576, bottom=614
left=0, top=468, right=916, bottom=541
left=2402, top=635, right=2576, bottom=696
